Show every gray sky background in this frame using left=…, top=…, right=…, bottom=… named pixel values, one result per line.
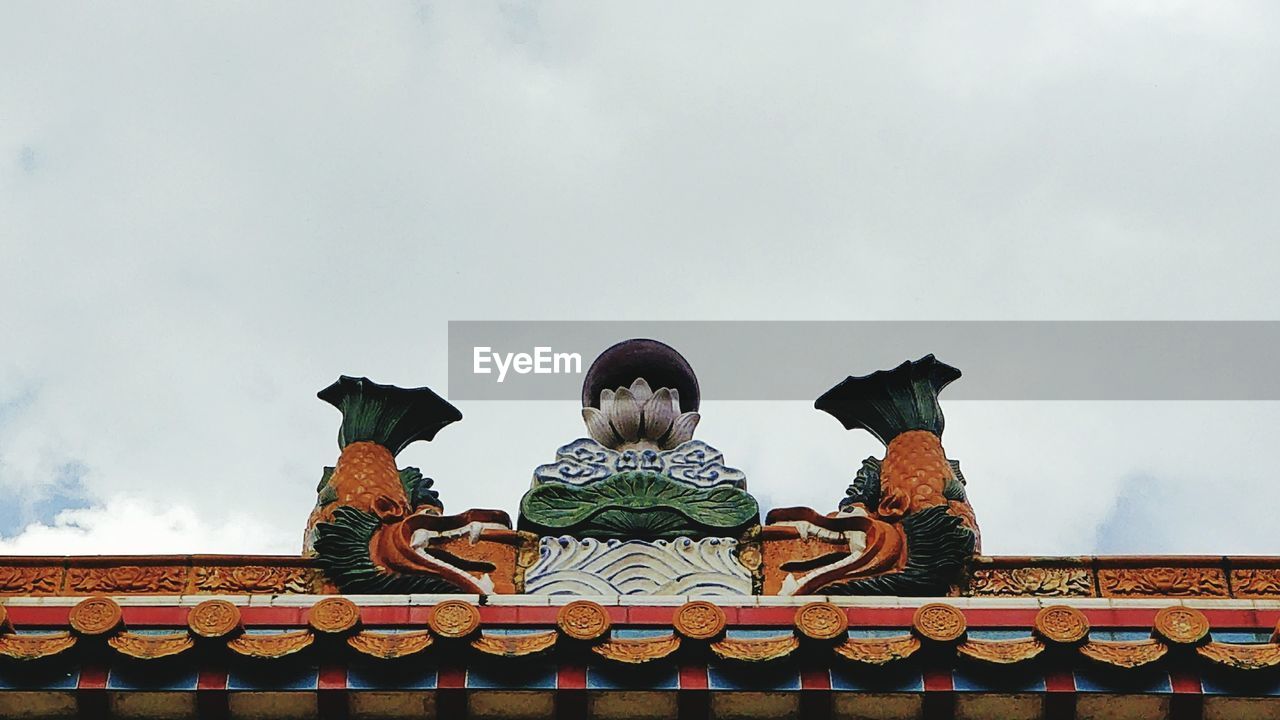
left=2, top=2, right=1279, bottom=557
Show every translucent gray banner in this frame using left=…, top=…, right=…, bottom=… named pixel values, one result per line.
left=447, top=321, right=1280, bottom=401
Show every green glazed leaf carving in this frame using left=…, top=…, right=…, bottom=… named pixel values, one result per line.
left=518, top=470, right=759, bottom=540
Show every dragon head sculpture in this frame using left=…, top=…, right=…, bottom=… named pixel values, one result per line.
left=761, top=355, right=981, bottom=596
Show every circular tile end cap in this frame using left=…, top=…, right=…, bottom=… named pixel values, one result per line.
left=188, top=599, right=243, bottom=639
left=309, top=597, right=361, bottom=635
left=795, top=602, right=848, bottom=641
left=70, top=596, right=124, bottom=636
left=557, top=600, right=611, bottom=641
left=1035, top=605, right=1090, bottom=645
left=429, top=600, right=482, bottom=639
left=674, top=601, right=727, bottom=640
left=1153, top=606, right=1210, bottom=645
left=912, top=603, right=967, bottom=643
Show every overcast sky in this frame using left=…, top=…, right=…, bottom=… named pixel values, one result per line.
left=2, top=2, right=1279, bottom=557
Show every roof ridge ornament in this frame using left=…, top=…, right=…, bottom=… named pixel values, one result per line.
left=518, top=339, right=760, bottom=595
left=760, top=355, right=981, bottom=597
left=303, top=349, right=978, bottom=599
left=306, top=375, right=531, bottom=596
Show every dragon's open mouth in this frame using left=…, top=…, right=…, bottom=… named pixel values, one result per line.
left=410, top=521, right=507, bottom=573
left=396, top=518, right=511, bottom=593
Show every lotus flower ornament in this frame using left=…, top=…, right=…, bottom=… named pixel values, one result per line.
left=581, top=378, right=700, bottom=451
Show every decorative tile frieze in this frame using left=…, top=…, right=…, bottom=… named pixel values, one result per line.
left=0, top=566, right=63, bottom=595
left=65, top=566, right=186, bottom=594
left=967, top=566, right=1094, bottom=597
left=1231, top=568, right=1280, bottom=597
left=1098, top=567, right=1228, bottom=597
left=191, top=565, right=315, bottom=594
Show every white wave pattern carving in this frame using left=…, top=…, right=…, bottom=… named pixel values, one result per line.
left=532, top=439, right=747, bottom=489
left=525, top=536, right=753, bottom=596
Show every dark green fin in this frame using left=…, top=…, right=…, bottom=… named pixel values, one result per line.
left=316, top=467, right=337, bottom=505
left=399, top=467, right=441, bottom=511
left=839, top=457, right=883, bottom=513
left=318, top=376, right=462, bottom=456
left=815, top=355, right=960, bottom=445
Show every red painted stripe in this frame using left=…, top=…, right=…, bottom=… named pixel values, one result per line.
left=1044, top=669, right=1076, bottom=693
left=318, top=665, right=347, bottom=691
left=627, top=606, right=676, bottom=624
left=678, top=664, right=708, bottom=690
left=121, top=607, right=189, bottom=624
left=77, top=665, right=108, bottom=690
left=923, top=669, right=953, bottom=692
left=800, top=668, right=831, bottom=690
left=1170, top=670, right=1203, bottom=695
left=75, top=666, right=110, bottom=719
left=517, top=606, right=560, bottom=624
left=359, top=606, right=409, bottom=624
left=478, top=606, right=519, bottom=624
left=842, top=608, right=919, bottom=626
left=1254, top=609, right=1280, bottom=627
left=922, top=669, right=956, bottom=720
left=5, top=606, right=71, bottom=625
left=736, top=607, right=802, bottom=625
left=557, top=664, right=586, bottom=690
left=437, top=666, right=467, bottom=689
left=197, top=668, right=228, bottom=691
left=239, top=607, right=305, bottom=625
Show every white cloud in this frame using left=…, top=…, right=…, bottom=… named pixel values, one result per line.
left=1, top=2, right=1279, bottom=556
left=0, top=496, right=294, bottom=555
